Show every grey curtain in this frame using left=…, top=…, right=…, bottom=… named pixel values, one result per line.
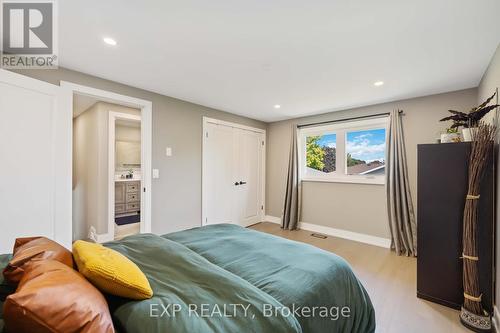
left=386, top=110, right=417, bottom=256
left=282, top=124, right=301, bottom=230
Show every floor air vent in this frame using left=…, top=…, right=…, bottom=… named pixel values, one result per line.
left=311, top=233, right=327, bottom=239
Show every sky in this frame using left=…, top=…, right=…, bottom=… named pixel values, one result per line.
left=346, top=128, right=386, bottom=162
left=317, top=134, right=336, bottom=148
left=313, top=129, right=386, bottom=163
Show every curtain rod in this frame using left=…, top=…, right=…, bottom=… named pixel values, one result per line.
left=297, top=110, right=403, bottom=129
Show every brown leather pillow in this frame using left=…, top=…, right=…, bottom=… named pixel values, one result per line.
left=4, top=260, right=115, bottom=333
left=3, top=236, right=73, bottom=283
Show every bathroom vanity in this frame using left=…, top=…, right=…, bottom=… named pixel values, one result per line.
left=115, top=180, right=141, bottom=216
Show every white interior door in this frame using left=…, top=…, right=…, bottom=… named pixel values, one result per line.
left=0, top=70, right=71, bottom=252
left=203, top=119, right=264, bottom=227
left=235, top=129, right=264, bottom=227
left=204, top=122, right=237, bottom=225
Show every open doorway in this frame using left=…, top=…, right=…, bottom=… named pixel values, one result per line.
left=111, top=115, right=142, bottom=239
left=66, top=82, right=152, bottom=243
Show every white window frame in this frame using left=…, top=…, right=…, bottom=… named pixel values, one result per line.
left=298, top=117, right=389, bottom=185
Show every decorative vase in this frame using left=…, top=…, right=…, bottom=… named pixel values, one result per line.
left=462, top=128, right=478, bottom=142
left=460, top=307, right=492, bottom=332
left=441, top=133, right=461, bottom=143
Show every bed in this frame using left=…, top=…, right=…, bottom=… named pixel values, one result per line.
left=105, top=224, right=375, bottom=333
left=0, top=254, right=14, bottom=333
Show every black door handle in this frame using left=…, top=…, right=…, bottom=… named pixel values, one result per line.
left=239, top=181, right=247, bottom=185
left=234, top=182, right=239, bottom=186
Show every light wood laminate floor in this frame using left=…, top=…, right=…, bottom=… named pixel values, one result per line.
left=114, top=222, right=140, bottom=240
left=249, top=222, right=471, bottom=333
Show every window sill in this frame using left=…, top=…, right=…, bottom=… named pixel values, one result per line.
left=301, top=177, right=385, bottom=185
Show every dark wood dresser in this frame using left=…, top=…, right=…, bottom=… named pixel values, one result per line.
left=417, top=142, right=495, bottom=313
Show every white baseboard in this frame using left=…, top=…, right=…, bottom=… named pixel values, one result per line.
left=299, top=222, right=391, bottom=249
left=493, top=305, right=499, bottom=332
left=264, top=215, right=281, bottom=224
left=96, top=233, right=114, bottom=243
left=88, top=226, right=113, bottom=243
left=262, top=216, right=391, bottom=249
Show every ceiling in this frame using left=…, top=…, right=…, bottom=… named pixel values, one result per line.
left=116, top=119, right=141, bottom=128
left=60, top=0, right=500, bottom=122
left=73, top=94, right=98, bottom=117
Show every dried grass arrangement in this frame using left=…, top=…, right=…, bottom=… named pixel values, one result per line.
left=460, top=121, right=497, bottom=332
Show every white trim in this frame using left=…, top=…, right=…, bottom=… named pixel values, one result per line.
left=204, top=117, right=266, bottom=134
left=264, top=215, right=282, bottom=224
left=301, top=177, right=384, bottom=185
left=299, top=117, right=389, bottom=134
left=61, top=82, right=151, bottom=110
left=61, top=81, right=153, bottom=242
left=108, top=111, right=142, bottom=241
left=298, top=116, right=388, bottom=185
left=493, top=306, right=500, bottom=333
left=202, top=118, right=207, bottom=226
left=95, top=233, right=113, bottom=243
left=359, top=165, right=385, bottom=175
left=298, top=222, right=391, bottom=248
left=262, top=133, right=266, bottom=220
left=140, top=101, right=153, bottom=235
left=0, top=68, right=58, bottom=91
left=88, top=226, right=113, bottom=243
left=262, top=216, right=390, bottom=249
left=202, top=117, right=266, bottom=226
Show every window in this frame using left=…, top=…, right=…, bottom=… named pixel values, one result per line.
left=299, top=117, right=388, bottom=184
left=346, top=128, right=386, bottom=175
left=306, top=134, right=336, bottom=174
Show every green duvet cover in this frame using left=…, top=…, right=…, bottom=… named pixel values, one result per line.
left=105, top=224, right=375, bottom=333
left=165, top=224, right=375, bottom=333
left=0, top=254, right=13, bottom=333
left=105, top=234, right=301, bottom=333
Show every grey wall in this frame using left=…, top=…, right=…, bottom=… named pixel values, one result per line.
left=73, top=105, right=100, bottom=240
left=73, top=102, right=141, bottom=240
left=266, top=89, right=478, bottom=238
left=479, top=44, right=500, bottom=114
left=13, top=66, right=485, bottom=242
left=15, top=68, right=266, bottom=235
left=477, top=44, right=500, bottom=309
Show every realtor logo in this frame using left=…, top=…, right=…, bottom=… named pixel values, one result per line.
left=1, top=0, right=58, bottom=68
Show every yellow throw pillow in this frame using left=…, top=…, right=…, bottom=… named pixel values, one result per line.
left=72, top=240, right=153, bottom=300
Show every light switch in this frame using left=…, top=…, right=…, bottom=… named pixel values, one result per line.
left=153, top=169, right=160, bottom=179
left=166, top=147, right=172, bottom=156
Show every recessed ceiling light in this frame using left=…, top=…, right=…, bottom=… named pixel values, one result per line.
left=374, top=81, right=384, bottom=87
left=274, top=104, right=281, bottom=109
left=103, top=37, right=117, bottom=46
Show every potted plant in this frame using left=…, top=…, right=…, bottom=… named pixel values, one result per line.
left=440, top=127, right=461, bottom=143
left=440, top=92, right=499, bottom=142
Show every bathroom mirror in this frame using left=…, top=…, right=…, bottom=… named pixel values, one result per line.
left=116, top=141, right=141, bottom=168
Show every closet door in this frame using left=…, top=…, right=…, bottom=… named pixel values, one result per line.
left=234, top=128, right=264, bottom=227
left=0, top=70, right=72, bottom=252
left=203, top=119, right=265, bottom=228
left=204, top=122, right=237, bottom=225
